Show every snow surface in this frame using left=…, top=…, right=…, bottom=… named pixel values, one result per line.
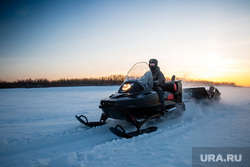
left=0, top=86, right=250, bottom=167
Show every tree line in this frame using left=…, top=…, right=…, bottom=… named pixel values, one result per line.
left=0, top=75, right=125, bottom=88
left=0, top=75, right=236, bottom=89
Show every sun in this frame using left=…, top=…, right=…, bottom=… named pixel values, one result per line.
left=208, top=52, right=228, bottom=68
left=194, top=52, right=226, bottom=79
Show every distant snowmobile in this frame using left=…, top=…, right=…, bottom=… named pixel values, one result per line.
left=75, top=62, right=221, bottom=138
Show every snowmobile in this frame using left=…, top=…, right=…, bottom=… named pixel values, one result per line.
left=75, top=62, right=186, bottom=138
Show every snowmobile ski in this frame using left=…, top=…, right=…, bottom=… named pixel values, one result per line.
left=75, top=115, right=106, bottom=127
left=110, top=125, right=158, bottom=138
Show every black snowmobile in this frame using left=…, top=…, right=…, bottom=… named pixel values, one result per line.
left=75, top=62, right=186, bottom=138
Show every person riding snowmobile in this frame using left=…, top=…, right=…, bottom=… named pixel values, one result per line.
left=149, top=59, right=166, bottom=114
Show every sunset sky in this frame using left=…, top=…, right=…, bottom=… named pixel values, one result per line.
left=0, top=0, right=250, bottom=86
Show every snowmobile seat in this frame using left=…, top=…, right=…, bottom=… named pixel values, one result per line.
left=161, top=81, right=177, bottom=94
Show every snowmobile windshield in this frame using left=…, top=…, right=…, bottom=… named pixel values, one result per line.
left=124, top=62, right=153, bottom=89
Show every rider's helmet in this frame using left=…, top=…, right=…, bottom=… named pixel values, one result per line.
left=149, top=59, right=158, bottom=71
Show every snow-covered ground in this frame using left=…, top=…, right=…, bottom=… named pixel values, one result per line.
left=0, top=86, right=250, bottom=167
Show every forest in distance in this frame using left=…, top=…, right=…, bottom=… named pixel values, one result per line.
left=0, top=74, right=237, bottom=89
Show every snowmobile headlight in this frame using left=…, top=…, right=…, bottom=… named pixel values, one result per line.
left=122, top=83, right=134, bottom=91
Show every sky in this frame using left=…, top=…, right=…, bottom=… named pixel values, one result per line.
left=0, top=0, right=250, bottom=86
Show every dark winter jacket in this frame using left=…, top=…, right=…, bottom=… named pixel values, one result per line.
left=151, top=67, right=165, bottom=86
